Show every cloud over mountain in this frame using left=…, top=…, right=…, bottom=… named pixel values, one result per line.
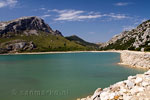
left=0, top=0, right=17, bottom=8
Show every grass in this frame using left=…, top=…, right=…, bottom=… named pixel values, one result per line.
left=0, top=32, right=87, bottom=53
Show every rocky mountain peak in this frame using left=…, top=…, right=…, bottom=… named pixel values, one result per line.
left=54, top=30, right=63, bottom=36
left=100, top=19, right=150, bottom=51
left=0, top=16, right=62, bottom=37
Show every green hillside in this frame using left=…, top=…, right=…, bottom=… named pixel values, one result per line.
left=66, top=35, right=99, bottom=50
left=0, top=32, right=86, bottom=53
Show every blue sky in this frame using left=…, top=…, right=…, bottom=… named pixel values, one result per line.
left=0, top=0, right=150, bottom=42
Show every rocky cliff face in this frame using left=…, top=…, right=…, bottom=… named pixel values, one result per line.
left=101, top=20, right=150, bottom=51
left=0, top=40, right=36, bottom=53
left=0, top=16, right=63, bottom=37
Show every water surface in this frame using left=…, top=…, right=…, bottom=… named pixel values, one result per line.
left=0, top=52, right=145, bottom=100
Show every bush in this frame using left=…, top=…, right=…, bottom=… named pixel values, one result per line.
left=144, top=47, right=150, bottom=51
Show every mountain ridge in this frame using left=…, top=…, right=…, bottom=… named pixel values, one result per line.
left=0, top=16, right=89, bottom=53
left=100, top=19, right=150, bottom=51
left=65, top=35, right=99, bottom=50
left=0, top=16, right=63, bottom=37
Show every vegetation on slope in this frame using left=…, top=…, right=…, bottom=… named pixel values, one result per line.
left=0, top=32, right=87, bottom=53
left=65, top=35, right=99, bottom=50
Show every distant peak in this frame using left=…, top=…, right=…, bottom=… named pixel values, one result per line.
left=70, top=35, right=78, bottom=37
left=0, top=16, right=63, bottom=37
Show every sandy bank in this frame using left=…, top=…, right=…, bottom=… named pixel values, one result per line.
left=0, top=50, right=122, bottom=55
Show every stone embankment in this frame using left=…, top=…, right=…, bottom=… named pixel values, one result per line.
left=78, top=51, right=150, bottom=100
left=120, top=51, right=150, bottom=69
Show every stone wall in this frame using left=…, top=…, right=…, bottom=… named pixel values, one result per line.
left=120, top=51, right=150, bottom=69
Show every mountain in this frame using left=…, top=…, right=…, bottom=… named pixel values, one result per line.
left=0, top=16, right=86, bottom=53
left=0, top=16, right=63, bottom=37
left=65, top=35, right=99, bottom=50
left=100, top=20, right=150, bottom=51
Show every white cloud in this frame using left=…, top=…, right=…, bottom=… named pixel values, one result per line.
left=78, top=15, right=102, bottom=19
left=45, top=9, right=129, bottom=21
left=0, top=2, right=5, bottom=7
left=107, top=13, right=128, bottom=19
left=0, top=0, right=17, bottom=8
left=40, top=7, right=46, bottom=10
left=114, top=2, right=130, bottom=6
left=88, top=32, right=96, bottom=34
left=123, top=26, right=135, bottom=31
left=40, top=14, right=51, bottom=19
left=51, top=9, right=102, bottom=21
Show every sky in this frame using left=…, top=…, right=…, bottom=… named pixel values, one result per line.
left=0, top=0, right=150, bottom=43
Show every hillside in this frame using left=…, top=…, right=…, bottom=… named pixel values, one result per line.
left=100, top=20, right=150, bottom=51
left=65, top=35, right=99, bottom=50
left=0, top=16, right=87, bottom=54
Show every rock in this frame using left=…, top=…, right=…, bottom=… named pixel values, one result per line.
left=126, top=80, right=135, bottom=89
left=0, top=16, right=62, bottom=37
left=141, top=48, right=145, bottom=52
left=135, top=77, right=143, bottom=84
left=1, top=40, right=36, bottom=53
left=128, top=76, right=136, bottom=80
left=123, top=95, right=132, bottom=100
left=114, top=95, right=119, bottom=99
left=109, top=93, right=116, bottom=99
left=100, top=92, right=109, bottom=100
left=120, top=51, right=150, bottom=68
left=79, top=51, right=150, bottom=100
left=142, top=81, right=149, bottom=87
left=144, top=70, right=150, bottom=75
left=54, top=30, right=63, bottom=36
left=91, top=88, right=102, bottom=100
left=100, top=19, right=150, bottom=51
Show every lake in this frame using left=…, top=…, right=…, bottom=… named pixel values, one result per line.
left=0, top=52, right=145, bottom=100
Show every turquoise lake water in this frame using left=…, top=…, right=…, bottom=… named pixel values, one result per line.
left=0, top=52, right=146, bottom=100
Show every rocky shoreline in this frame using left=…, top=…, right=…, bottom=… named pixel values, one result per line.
left=120, top=51, right=150, bottom=69
left=78, top=50, right=150, bottom=100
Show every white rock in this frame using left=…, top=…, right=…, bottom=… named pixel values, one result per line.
left=120, top=87, right=127, bottom=93
left=138, top=87, right=144, bottom=92
left=128, top=76, right=136, bottom=80
left=91, top=88, right=102, bottom=99
left=100, top=92, right=109, bottom=100
left=123, top=95, right=132, bottom=100
left=109, top=93, right=116, bottom=99
left=126, top=80, right=135, bottom=88
left=142, top=81, right=149, bottom=87
left=135, top=77, right=143, bottom=84
left=131, top=86, right=139, bottom=95
left=144, top=70, right=150, bottom=75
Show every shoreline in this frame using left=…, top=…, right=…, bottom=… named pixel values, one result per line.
left=118, top=62, right=149, bottom=70
left=79, top=50, right=150, bottom=100
left=0, top=50, right=122, bottom=55
left=1, top=50, right=150, bottom=56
